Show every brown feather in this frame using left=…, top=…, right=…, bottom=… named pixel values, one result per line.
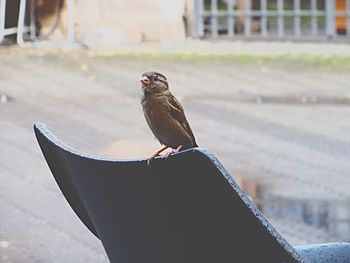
left=140, top=72, right=197, bottom=150
left=167, top=95, right=197, bottom=147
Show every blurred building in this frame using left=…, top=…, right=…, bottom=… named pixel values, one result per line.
left=1, top=0, right=349, bottom=47
left=1, top=0, right=188, bottom=48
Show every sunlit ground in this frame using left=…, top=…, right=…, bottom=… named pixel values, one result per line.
left=1, top=46, right=350, bottom=262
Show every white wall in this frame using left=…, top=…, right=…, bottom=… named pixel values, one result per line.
left=76, top=0, right=187, bottom=49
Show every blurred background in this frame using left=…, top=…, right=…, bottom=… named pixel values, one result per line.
left=1, top=0, right=350, bottom=262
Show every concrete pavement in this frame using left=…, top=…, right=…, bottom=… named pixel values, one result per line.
left=0, top=47, right=349, bottom=262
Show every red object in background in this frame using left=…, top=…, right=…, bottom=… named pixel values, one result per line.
left=336, top=0, right=347, bottom=33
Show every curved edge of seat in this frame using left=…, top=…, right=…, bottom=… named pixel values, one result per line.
left=33, top=122, right=306, bottom=263
left=34, top=122, right=100, bottom=238
left=34, top=122, right=137, bottom=163
left=199, top=148, right=306, bottom=262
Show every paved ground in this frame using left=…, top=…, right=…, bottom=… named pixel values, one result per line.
left=0, top=46, right=350, bottom=262
left=112, top=39, right=350, bottom=56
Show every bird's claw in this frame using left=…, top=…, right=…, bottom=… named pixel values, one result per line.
left=146, top=145, right=183, bottom=166
left=165, top=145, right=183, bottom=160
left=164, top=151, right=173, bottom=159
left=146, top=146, right=169, bottom=168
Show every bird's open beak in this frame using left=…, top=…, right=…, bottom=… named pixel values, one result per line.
left=140, top=76, right=151, bottom=85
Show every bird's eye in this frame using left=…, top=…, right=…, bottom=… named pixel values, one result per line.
left=153, top=75, right=158, bottom=81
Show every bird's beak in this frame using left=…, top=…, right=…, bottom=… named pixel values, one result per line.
left=140, top=76, right=151, bottom=85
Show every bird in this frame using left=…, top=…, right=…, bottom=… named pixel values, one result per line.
left=140, top=71, right=198, bottom=165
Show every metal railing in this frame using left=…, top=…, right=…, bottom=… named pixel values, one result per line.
left=17, top=0, right=75, bottom=47
left=0, top=0, right=32, bottom=44
left=192, top=0, right=350, bottom=40
left=0, top=0, right=75, bottom=47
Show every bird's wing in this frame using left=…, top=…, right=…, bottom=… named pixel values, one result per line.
left=167, top=95, right=197, bottom=147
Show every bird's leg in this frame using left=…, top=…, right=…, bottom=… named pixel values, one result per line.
left=174, top=145, right=183, bottom=153
left=147, top=146, right=169, bottom=166
left=165, top=145, right=183, bottom=159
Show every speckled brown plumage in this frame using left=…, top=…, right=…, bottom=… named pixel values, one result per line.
left=140, top=71, right=197, bottom=164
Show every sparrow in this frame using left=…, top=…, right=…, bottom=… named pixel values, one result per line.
left=140, top=71, right=198, bottom=165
